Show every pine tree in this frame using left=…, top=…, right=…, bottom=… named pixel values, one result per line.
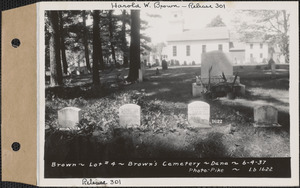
left=48, top=11, right=63, bottom=86
left=127, top=10, right=141, bottom=81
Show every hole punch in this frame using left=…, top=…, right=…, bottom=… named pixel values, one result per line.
left=11, top=142, right=21, bottom=151
left=11, top=38, right=21, bottom=48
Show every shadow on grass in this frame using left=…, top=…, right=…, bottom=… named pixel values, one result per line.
left=241, top=77, right=289, bottom=90
left=44, top=128, right=228, bottom=178
left=244, top=91, right=289, bottom=107
left=194, top=132, right=229, bottom=158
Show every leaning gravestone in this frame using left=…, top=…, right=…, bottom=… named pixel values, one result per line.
left=253, top=105, right=281, bottom=127
left=188, top=101, right=211, bottom=128
left=119, top=104, right=141, bottom=127
left=58, top=107, right=82, bottom=129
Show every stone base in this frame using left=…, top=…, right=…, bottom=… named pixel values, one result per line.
left=189, top=122, right=212, bottom=128
left=192, top=83, right=205, bottom=97
left=253, top=122, right=282, bottom=128
left=201, top=76, right=240, bottom=84
left=57, top=127, right=81, bottom=131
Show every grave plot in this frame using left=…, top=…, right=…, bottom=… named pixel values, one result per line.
left=192, top=51, right=246, bottom=98
left=45, top=64, right=290, bottom=164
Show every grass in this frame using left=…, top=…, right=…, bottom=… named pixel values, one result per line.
left=44, top=65, right=290, bottom=177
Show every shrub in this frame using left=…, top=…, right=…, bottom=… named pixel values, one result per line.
left=255, top=65, right=261, bottom=70
left=175, top=60, right=180, bottom=66
left=192, top=61, right=196, bottom=65
left=183, top=61, right=187, bottom=66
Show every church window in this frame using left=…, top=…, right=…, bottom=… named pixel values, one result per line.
left=218, top=44, right=223, bottom=51
left=173, top=46, right=177, bottom=56
left=186, top=45, right=190, bottom=56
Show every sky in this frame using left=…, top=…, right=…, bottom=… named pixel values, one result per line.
left=141, top=9, right=236, bottom=44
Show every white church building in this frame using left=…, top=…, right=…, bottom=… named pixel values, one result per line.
left=162, top=11, right=272, bottom=65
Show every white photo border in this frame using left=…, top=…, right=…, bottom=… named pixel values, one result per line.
left=37, top=1, right=299, bottom=187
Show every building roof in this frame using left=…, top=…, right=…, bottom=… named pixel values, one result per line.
left=167, top=27, right=229, bottom=42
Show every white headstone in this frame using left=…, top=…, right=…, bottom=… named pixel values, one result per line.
left=119, top=104, right=141, bottom=127
left=188, top=101, right=211, bottom=128
left=138, top=69, right=143, bottom=82
left=254, top=105, right=280, bottom=127
left=58, top=107, right=82, bottom=129
left=201, top=51, right=233, bottom=78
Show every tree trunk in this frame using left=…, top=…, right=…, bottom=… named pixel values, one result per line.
left=48, top=11, right=63, bottom=86
left=58, top=11, right=68, bottom=75
left=82, top=11, right=91, bottom=71
left=122, top=10, right=129, bottom=67
left=108, top=10, right=117, bottom=65
left=127, top=10, right=140, bottom=81
left=92, top=10, right=101, bottom=86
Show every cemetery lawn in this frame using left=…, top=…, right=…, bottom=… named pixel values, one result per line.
left=45, top=65, right=290, bottom=162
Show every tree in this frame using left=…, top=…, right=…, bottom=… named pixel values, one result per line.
left=121, top=10, right=129, bottom=67
left=207, top=15, right=226, bottom=27
left=236, top=10, right=290, bottom=63
left=108, top=10, right=117, bottom=65
left=48, top=11, right=63, bottom=86
left=82, top=10, right=91, bottom=71
left=58, top=11, right=68, bottom=75
left=127, top=10, right=141, bottom=82
left=92, top=10, right=101, bottom=86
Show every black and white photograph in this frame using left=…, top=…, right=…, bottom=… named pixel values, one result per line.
left=38, top=1, right=298, bottom=186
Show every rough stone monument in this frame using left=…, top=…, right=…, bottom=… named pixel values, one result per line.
left=192, top=51, right=245, bottom=97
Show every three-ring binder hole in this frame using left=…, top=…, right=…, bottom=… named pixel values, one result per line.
left=12, top=142, right=20, bottom=151
left=11, top=38, right=21, bottom=48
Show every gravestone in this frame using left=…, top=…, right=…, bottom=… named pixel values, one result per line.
left=188, top=101, right=211, bottom=128
left=141, top=62, right=146, bottom=77
left=119, top=104, right=141, bottom=127
left=237, top=84, right=246, bottom=96
left=253, top=105, right=281, bottom=127
left=192, top=83, right=205, bottom=97
left=58, top=107, right=82, bottom=129
left=138, top=69, right=143, bottom=82
left=201, top=51, right=233, bottom=79
left=271, top=63, right=276, bottom=75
